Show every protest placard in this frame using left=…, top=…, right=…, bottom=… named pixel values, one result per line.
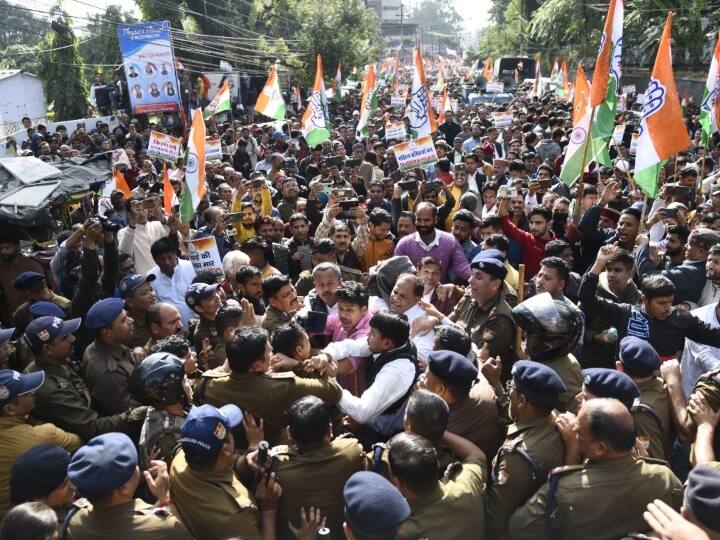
left=205, top=137, right=222, bottom=160
left=486, top=81, right=504, bottom=93
left=492, top=112, right=513, bottom=127
left=390, top=95, right=406, bottom=108
left=622, top=84, right=636, bottom=94
left=111, top=148, right=131, bottom=167
left=385, top=121, right=407, bottom=141
left=630, top=133, right=639, bottom=154
left=147, top=131, right=181, bottom=162
left=392, top=135, right=438, bottom=171
left=612, top=124, right=626, bottom=145
left=186, top=236, right=224, bottom=276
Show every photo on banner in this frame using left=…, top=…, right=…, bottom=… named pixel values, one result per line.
left=117, top=21, right=182, bottom=115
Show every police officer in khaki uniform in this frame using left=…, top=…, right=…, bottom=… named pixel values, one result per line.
left=119, top=274, right=157, bottom=349
left=508, top=398, right=683, bottom=540
left=195, top=326, right=342, bottom=447
left=485, top=360, right=567, bottom=539
left=83, top=298, right=138, bottom=416
left=24, top=316, right=145, bottom=442
left=65, top=432, right=192, bottom=539
left=0, top=368, right=82, bottom=518
left=11, top=271, right=71, bottom=334
left=170, top=403, right=281, bottom=540
left=683, top=367, right=720, bottom=457
left=512, top=293, right=584, bottom=413
left=444, top=252, right=516, bottom=371
left=425, top=347, right=505, bottom=459
left=270, top=396, right=368, bottom=539
left=616, top=336, right=673, bottom=460
left=185, top=282, right=224, bottom=369
left=389, top=431, right=487, bottom=540
left=14, top=301, right=66, bottom=369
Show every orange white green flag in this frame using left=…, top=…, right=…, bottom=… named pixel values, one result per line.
left=301, top=54, right=331, bottom=147
left=635, top=12, right=691, bottom=198
left=356, top=65, right=378, bottom=137
left=255, top=66, right=286, bottom=121
left=203, top=79, right=231, bottom=119
left=180, top=108, right=207, bottom=223
left=559, top=66, right=594, bottom=185
left=407, top=47, right=437, bottom=139
left=700, top=33, right=720, bottom=147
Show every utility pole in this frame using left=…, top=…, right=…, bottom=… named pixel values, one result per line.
left=400, top=1, right=404, bottom=58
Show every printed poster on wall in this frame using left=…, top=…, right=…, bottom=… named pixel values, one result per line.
left=117, top=21, right=182, bottom=114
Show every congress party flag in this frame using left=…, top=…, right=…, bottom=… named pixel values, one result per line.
left=162, top=165, right=175, bottom=214
left=591, top=0, right=623, bottom=166
left=203, top=79, right=231, bottom=119
left=533, top=54, right=542, bottom=97
left=104, top=168, right=132, bottom=198
left=332, top=62, right=342, bottom=102
left=356, top=65, right=378, bottom=137
left=255, top=66, right=286, bottom=121
left=560, top=66, right=594, bottom=185
left=407, top=47, right=437, bottom=139
left=301, top=55, right=331, bottom=147
left=635, top=13, right=691, bottom=198
left=700, top=33, right=720, bottom=147
left=437, top=89, right=452, bottom=125
left=180, top=109, right=207, bottom=223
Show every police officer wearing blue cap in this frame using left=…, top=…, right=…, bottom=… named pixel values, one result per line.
left=64, top=432, right=192, bottom=539
left=24, top=316, right=146, bottom=442
left=119, top=273, right=157, bottom=349
left=185, top=283, right=223, bottom=369
left=617, top=336, right=672, bottom=461
left=83, top=297, right=137, bottom=416
left=424, top=349, right=503, bottom=458
left=170, top=404, right=281, bottom=540
left=343, top=471, right=410, bottom=539
left=439, top=250, right=516, bottom=372
left=11, top=271, right=70, bottom=335
left=0, top=369, right=81, bottom=517
left=682, top=465, right=720, bottom=535
left=0, top=327, right=13, bottom=369
left=578, top=367, right=640, bottom=411
left=10, top=444, right=75, bottom=509
left=486, top=360, right=567, bottom=538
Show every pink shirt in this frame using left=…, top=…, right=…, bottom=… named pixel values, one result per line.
left=325, top=311, right=372, bottom=396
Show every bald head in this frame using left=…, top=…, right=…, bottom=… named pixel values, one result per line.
left=579, top=398, right=636, bottom=456
left=147, top=302, right=183, bottom=339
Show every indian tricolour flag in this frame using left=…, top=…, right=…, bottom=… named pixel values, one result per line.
left=590, top=0, right=623, bottom=166
left=559, top=66, right=594, bottom=185
left=203, top=79, right=231, bottom=119
left=356, top=65, right=378, bottom=137
left=332, top=62, right=342, bottom=102
left=700, top=34, right=720, bottom=147
left=407, top=47, right=437, bottom=139
left=180, top=109, right=207, bottom=223
left=635, top=13, right=691, bottom=198
left=255, top=66, right=286, bottom=121
left=301, top=55, right=331, bottom=148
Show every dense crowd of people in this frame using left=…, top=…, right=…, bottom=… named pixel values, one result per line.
left=1, top=66, right=720, bottom=540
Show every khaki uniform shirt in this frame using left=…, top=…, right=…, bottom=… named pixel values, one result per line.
left=449, top=292, right=516, bottom=367
left=67, top=498, right=192, bottom=540
left=261, top=305, right=292, bottom=334
left=128, top=312, right=151, bottom=350
left=508, top=455, right=684, bottom=540
left=544, top=354, right=583, bottom=414
left=25, top=357, right=132, bottom=441
left=634, top=377, right=673, bottom=461
left=82, top=340, right=138, bottom=416
left=192, top=317, right=224, bottom=369
left=195, top=370, right=342, bottom=447
left=485, top=415, right=565, bottom=538
left=271, top=437, right=368, bottom=539
left=447, top=376, right=505, bottom=459
left=399, top=454, right=487, bottom=540
left=0, top=416, right=81, bottom=518
left=685, top=369, right=720, bottom=456
left=170, top=450, right=260, bottom=540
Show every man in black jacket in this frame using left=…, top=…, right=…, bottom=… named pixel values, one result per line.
left=579, top=244, right=720, bottom=360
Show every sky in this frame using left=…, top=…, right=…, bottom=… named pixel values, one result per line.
left=10, top=0, right=491, bottom=36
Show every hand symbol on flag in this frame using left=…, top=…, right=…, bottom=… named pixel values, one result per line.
left=638, top=79, right=666, bottom=135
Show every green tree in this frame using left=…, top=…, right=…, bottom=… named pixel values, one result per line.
left=292, top=0, right=383, bottom=86
left=79, top=5, right=136, bottom=77
left=36, top=10, right=88, bottom=120
left=528, top=0, right=601, bottom=63
left=0, top=44, right=39, bottom=72
left=0, top=0, right=49, bottom=49
left=134, top=0, right=184, bottom=28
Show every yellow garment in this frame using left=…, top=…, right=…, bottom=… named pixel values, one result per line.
left=444, top=184, right=463, bottom=231
left=504, top=262, right=519, bottom=291
left=231, top=186, right=272, bottom=242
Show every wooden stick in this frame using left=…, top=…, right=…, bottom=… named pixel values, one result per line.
left=515, top=263, right=526, bottom=356
left=638, top=193, right=649, bottom=233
